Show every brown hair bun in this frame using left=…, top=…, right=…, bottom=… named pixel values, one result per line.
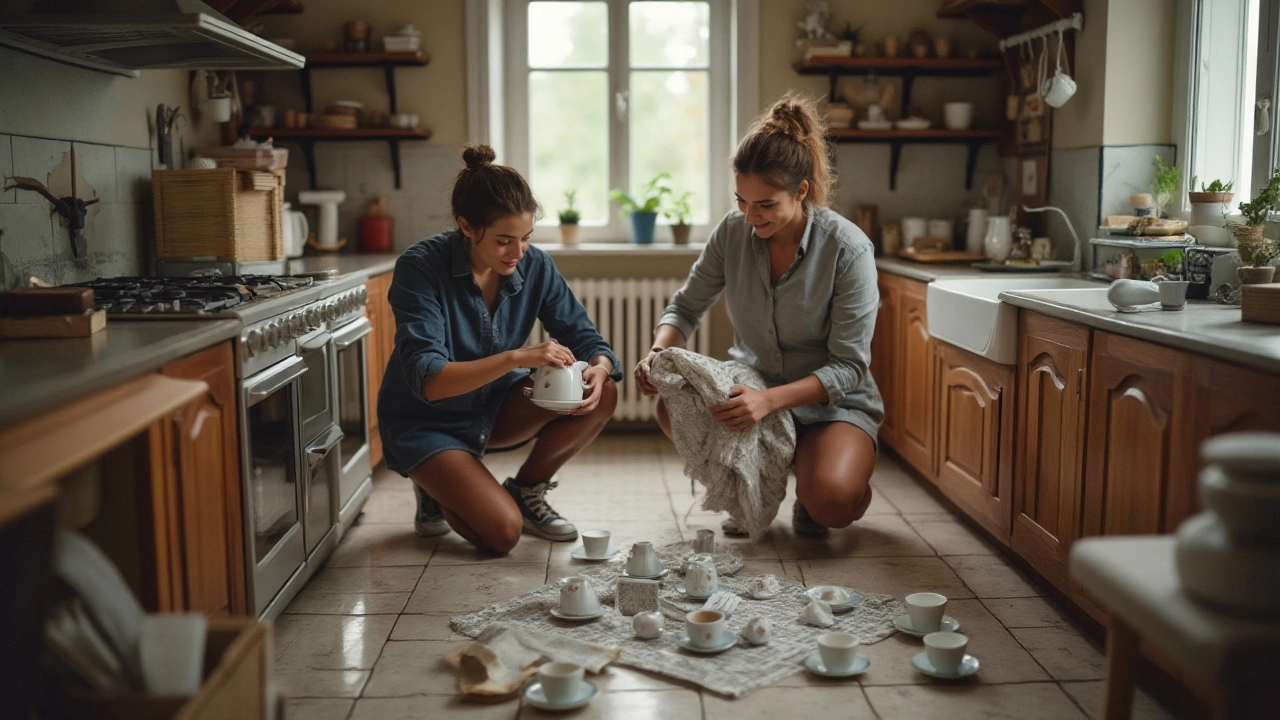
left=462, top=144, right=497, bottom=170
left=734, top=93, right=833, bottom=209
left=451, top=144, right=541, bottom=233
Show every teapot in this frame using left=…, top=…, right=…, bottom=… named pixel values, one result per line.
left=529, top=360, right=589, bottom=403
left=682, top=553, right=718, bottom=596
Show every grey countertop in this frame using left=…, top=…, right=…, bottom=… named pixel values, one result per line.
left=875, top=257, right=992, bottom=282
left=289, top=253, right=399, bottom=279
left=1001, top=289, right=1280, bottom=375
left=0, top=320, right=241, bottom=429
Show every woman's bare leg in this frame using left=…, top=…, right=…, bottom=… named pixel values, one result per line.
left=792, top=422, right=877, bottom=528
left=489, top=379, right=619, bottom=483
left=655, top=397, right=672, bottom=438
left=409, top=451, right=522, bottom=553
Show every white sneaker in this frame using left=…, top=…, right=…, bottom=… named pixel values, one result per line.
left=502, top=478, right=578, bottom=542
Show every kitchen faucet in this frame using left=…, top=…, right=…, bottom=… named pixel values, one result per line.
left=1022, top=205, right=1082, bottom=271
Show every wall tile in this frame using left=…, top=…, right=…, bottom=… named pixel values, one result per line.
left=116, top=146, right=154, bottom=206
left=0, top=135, right=14, bottom=203
left=0, top=202, right=64, bottom=287
left=80, top=202, right=146, bottom=281
left=11, top=136, right=71, bottom=204
left=1047, top=145, right=1100, bottom=265
left=1100, top=144, right=1176, bottom=219
left=72, top=141, right=118, bottom=205
left=833, top=143, right=1007, bottom=226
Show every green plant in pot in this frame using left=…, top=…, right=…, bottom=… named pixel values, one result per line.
left=665, top=191, right=693, bottom=245
left=611, top=173, right=671, bottom=244
left=1226, top=165, right=1280, bottom=284
left=557, top=190, right=581, bottom=246
left=1150, top=156, right=1181, bottom=219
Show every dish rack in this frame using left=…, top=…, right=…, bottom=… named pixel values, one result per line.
left=1089, top=234, right=1197, bottom=282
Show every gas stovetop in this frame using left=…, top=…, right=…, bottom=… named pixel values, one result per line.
left=71, top=275, right=318, bottom=315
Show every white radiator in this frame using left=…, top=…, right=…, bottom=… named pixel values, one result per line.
left=527, top=278, right=713, bottom=422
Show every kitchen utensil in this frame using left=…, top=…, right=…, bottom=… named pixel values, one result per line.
left=965, top=208, right=988, bottom=253
left=928, top=219, right=954, bottom=244
left=897, top=247, right=985, bottom=263
left=901, top=217, right=927, bottom=248
left=0, top=287, right=93, bottom=316
left=632, top=611, right=664, bottom=639
left=943, top=102, right=973, bottom=130
left=139, top=613, right=206, bottom=695
left=683, top=609, right=727, bottom=649
left=558, top=575, right=602, bottom=617
left=905, top=592, right=947, bottom=633
left=817, top=632, right=861, bottom=674
left=983, top=216, right=1013, bottom=262
left=537, top=662, right=585, bottom=705
left=53, top=528, right=146, bottom=687
left=282, top=202, right=309, bottom=259
left=1040, top=30, right=1077, bottom=108
left=923, top=632, right=968, bottom=675
left=359, top=215, right=393, bottom=253
left=1106, top=279, right=1160, bottom=311
left=298, top=189, right=347, bottom=250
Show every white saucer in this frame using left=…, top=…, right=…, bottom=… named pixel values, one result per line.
left=911, top=651, right=980, bottom=679
left=523, top=679, right=598, bottom=711
left=622, top=567, right=670, bottom=580
left=675, top=629, right=737, bottom=654
left=804, top=651, right=870, bottom=678
left=570, top=546, right=619, bottom=562
left=893, top=614, right=960, bottom=637
left=531, top=398, right=584, bottom=412
left=674, top=582, right=715, bottom=599
left=802, top=586, right=863, bottom=612
left=549, top=606, right=606, bottom=621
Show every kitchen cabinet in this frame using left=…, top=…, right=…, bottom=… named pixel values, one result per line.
left=870, top=275, right=900, bottom=448
left=934, top=340, right=1015, bottom=541
left=896, top=279, right=936, bottom=476
left=365, top=271, right=395, bottom=468
left=1011, top=311, right=1089, bottom=591
left=158, top=341, right=246, bottom=616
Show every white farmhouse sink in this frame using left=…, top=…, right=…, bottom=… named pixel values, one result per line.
left=926, top=277, right=1102, bottom=364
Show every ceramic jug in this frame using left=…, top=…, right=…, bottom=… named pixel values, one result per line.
left=531, top=360, right=589, bottom=402
left=983, top=216, right=1013, bottom=262
left=559, top=575, right=602, bottom=616
left=626, top=541, right=661, bottom=577
left=683, top=553, right=718, bottom=596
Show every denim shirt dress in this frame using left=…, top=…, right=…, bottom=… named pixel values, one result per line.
left=378, top=230, right=622, bottom=476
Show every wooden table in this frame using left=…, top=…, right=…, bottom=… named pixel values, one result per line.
left=1070, top=536, right=1280, bottom=719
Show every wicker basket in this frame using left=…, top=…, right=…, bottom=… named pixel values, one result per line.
left=152, top=169, right=283, bottom=262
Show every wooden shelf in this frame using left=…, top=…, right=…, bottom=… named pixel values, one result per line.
left=826, top=128, right=1004, bottom=191
left=796, top=57, right=1001, bottom=117
left=246, top=128, right=432, bottom=189
left=937, top=0, right=1081, bottom=38
left=304, top=51, right=429, bottom=68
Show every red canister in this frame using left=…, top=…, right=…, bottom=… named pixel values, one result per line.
left=359, top=215, right=394, bottom=253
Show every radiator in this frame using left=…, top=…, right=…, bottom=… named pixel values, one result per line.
left=527, top=278, right=713, bottom=422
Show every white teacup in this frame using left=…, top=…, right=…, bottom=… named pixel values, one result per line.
left=1153, top=276, right=1189, bottom=310
left=684, top=609, right=726, bottom=649
left=1042, top=72, right=1077, bottom=108
left=923, top=631, right=968, bottom=674
left=817, top=632, right=860, bottom=673
left=531, top=360, right=589, bottom=403
left=538, top=661, right=585, bottom=704
left=684, top=553, right=718, bottom=596
left=626, top=541, right=661, bottom=577
left=943, top=101, right=973, bottom=130
left=905, top=592, right=948, bottom=633
left=559, top=575, right=602, bottom=616
left=581, top=529, right=611, bottom=558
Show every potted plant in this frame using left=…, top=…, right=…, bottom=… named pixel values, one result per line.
left=1188, top=177, right=1235, bottom=246
left=1189, top=177, right=1234, bottom=205
left=1150, top=156, right=1181, bottom=219
left=1226, top=165, right=1280, bottom=285
left=665, top=191, right=693, bottom=245
left=611, top=173, right=671, bottom=244
left=557, top=190, right=581, bottom=246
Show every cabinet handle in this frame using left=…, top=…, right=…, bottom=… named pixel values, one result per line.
left=1076, top=368, right=1083, bottom=396
left=188, top=407, right=215, bottom=440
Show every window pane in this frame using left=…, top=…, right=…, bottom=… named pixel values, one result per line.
left=630, top=1, right=709, bottom=68
left=630, top=70, right=709, bottom=224
left=528, top=1, right=608, bottom=68
left=530, top=71, right=610, bottom=225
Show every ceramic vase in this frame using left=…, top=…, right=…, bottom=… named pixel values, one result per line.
left=983, top=216, right=1013, bottom=262
left=630, top=212, right=658, bottom=244
left=559, top=224, right=580, bottom=246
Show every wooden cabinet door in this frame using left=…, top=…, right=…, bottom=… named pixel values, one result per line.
left=1082, top=332, right=1192, bottom=538
left=1011, top=311, right=1089, bottom=592
left=896, top=279, right=935, bottom=475
left=870, top=275, right=899, bottom=449
left=366, top=272, right=393, bottom=468
left=161, top=341, right=246, bottom=616
left=935, top=341, right=1015, bottom=542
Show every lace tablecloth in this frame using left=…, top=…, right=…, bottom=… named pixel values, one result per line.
left=450, top=543, right=905, bottom=697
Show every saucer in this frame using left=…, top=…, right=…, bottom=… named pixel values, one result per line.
left=622, top=567, right=670, bottom=580
left=803, top=651, right=870, bottom=678
left=523, top=679, right=598, bottom=711
left=570, top=546, right=619, bottom=562
left=549, top=606, right=606, bottom=622
left=675, top=629, right=737, bottom=654
left=911, top=651, right=980, bottom=679
left=531, top=398, right=584, bottom=412
left=674, top=582, right=715, bottom=599
left=893, top=614, right=960, bottom=637
left=802, top=586, right=863, bottom=612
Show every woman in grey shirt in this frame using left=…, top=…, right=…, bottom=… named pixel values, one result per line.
left=635, top=95, right=884, bottom=536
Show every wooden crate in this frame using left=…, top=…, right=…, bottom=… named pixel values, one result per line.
left=1241, top=282, right=1280, bottom=324
left=152, top=169, right=283, bottom=262
left=47, top=619, right=271, bottom=720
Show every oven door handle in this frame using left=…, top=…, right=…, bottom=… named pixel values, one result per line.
left=306, top=425, right=345, bottom=469
left=332, top=317, right=372, bottom=350
left=299, top=330, right=333, bottom=354
left=244, top=356, right=307, bottom=406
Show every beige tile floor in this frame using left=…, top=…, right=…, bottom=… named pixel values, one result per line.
left=276, top=433, right=1178, bottom=719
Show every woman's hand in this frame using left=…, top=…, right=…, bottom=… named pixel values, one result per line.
left=569, top=366, right=612, bottom=416
left=633, top=348, right=663, bottom=397
left=511, top=339, right=576, bottom=369
left=710, top=385, right=776, bottom=431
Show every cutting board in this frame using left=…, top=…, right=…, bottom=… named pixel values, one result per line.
left=0, top=309, right=106, bottom=339
left=897, top=247, right=986, bottom=264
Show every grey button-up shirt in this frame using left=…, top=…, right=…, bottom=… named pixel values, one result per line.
left=658, top=207, right=884, bottom=438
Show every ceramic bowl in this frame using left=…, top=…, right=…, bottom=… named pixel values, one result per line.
left=1199, top=465, right=1280, bottom=540
left=1176, top=512, right=1280, bottom=617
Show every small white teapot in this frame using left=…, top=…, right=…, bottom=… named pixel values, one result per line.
left=530, top=360, right=590, bottom=403
left=743, top=616, right=773, bottom=645
left=683, top=553, right=718, bottom=596
left=632, top=611, right=664, bottom=639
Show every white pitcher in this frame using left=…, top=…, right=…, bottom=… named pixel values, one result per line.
left=531, top=360, right=589, bottom=403
left=684, top=553, right=718, bottom=596
left=983, top=216, right=1013, bottom=262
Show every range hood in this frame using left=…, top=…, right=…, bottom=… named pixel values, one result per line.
left=0, top=0, right=304, bottom=77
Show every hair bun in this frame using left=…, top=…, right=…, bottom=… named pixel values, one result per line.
left=767, top=101, right=813, bottom=140
left=462, top=144, right=497, bottom=170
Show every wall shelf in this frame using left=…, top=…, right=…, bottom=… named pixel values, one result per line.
left=937, top=0, right=1082, bottom=39
left=827, top=128, right=1003, bottom=190
left=795, top=57, right=1001, bottom=115
left=247, top=128, right=431, bottom=190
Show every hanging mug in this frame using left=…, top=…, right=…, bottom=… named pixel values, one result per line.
left=1040, top=30, right=1077, bottom=108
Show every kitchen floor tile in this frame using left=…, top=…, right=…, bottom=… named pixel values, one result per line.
left=703, top=686, right=874, bottom=719
left=904, top=513, right=1001, bottom=555
left=517, top=688, right=701, bottom=720
left=1012, top=626, right=1106, bottom=681
left=944, top=554, right=1046, bottom=598
left=273, top=614, right=395, bottom=670
left=275, top=668, right=369, bottom=699
left=284, top=590, right=412, bottom=616
left=982, top=596, right=1075, bottom=629
left=798, top=556, right=973, bottom=599
left=869, top=475, right=950, bottom=514
left=1059, top=680, right=1178, bottom=719
left=864, top=682, right=1088, bottom=720
left=361, top=640, right=458, bottom=696
left=774, top=513, right=934, bottom=560
left=355, top=489, right=416, bottom=524
left=404, top=562, right=547, bottom=614
left=431, top=532, right=552, bottom=566
left=283, top=698, right=354, bottom=720
left=326, top=524, right=438, bottom=567
left=350, top=695, right=518, bottom=719
left=389, top=613, right=467, bottom=642
left=303, top=566, right=424, bottom=595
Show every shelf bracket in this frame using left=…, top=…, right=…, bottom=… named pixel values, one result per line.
left=965, top=140, right=983, bottom=191
left=300, top=67, right=313, bottom=114
left=384, top=65, right=399, bottom=114
left=828, top=71, right=839, bottom=103
left=889, top=141, right=903, bottom=191
left=389, top=139, right=403, bottom=189
left=900, top=71, right=915, bottom=118
left=301, top=140, right=317, bottom=189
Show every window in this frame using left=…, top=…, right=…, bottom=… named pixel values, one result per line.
left=1178, top=0, right=1279, bottom=209
left=502, top=0, right=733, bottom=240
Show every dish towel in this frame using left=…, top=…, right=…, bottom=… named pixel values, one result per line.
left=649, top=348, right=795, bottom=539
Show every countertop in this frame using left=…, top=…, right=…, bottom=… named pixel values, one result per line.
left=0, top=320, right=241, bottom=429
left=1001, top=289, right=1280, bottom=375
left=875, top=257, right=993, bottom=282
left=289, top=253, right=399, bottom=279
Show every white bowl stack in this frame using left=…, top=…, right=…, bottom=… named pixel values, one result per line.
left=1175, top=433, right=1280, bottom=616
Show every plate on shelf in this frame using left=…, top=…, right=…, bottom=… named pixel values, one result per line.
left=895, top=118, right=931, bottom=130
left=971, top=260, right=1073, bottom=273
left=857, top=120, right=893, bottom=131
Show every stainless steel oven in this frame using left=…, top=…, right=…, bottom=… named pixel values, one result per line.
left=296, top=325, right=340, bottom=558
left=333, top=314, right=373, bottom=529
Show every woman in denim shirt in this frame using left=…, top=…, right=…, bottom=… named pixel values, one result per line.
left=635, top=96, right=883, bottom=536
left=379, top=145, right=621, bottom=553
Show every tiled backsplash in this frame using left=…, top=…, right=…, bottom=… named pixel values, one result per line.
left=0, top=134, right=154, bottom=290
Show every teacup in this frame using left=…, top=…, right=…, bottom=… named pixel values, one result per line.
left=1042, top=71, right=1077, bottom=108
left=923, top=632, right=968, bottom=674
left=559, top=575, right=601, bottom=616
left=626, top=541, right=661, bottom=577
left=531, top=360, right=589, bottom=403
left=684, top=609, right=726, bottom=649
left=684, top=553, right=718, bottom=596
left=581, top=529, right=610, bottom=558
left=1153, top=276, right=1189, bottom=311
left=817, top=632, right=860, bottom=673
left=905, top=592, right=948, bottom=633
left=538, top=661, right=585, bottom=704
left=812, top=585, right=850, bottom=605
